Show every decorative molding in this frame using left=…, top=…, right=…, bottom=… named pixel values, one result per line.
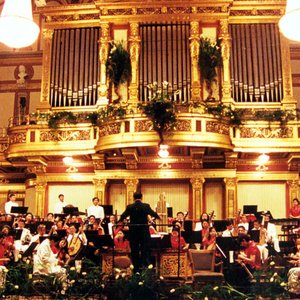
left=40, top=129, right=91, bottom=142
left=239, top=127, right=293, bottom=138
left=206, top=121, right=230, bottom=135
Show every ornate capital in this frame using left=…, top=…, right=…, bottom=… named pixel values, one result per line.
left=190, top=177, right=205, bottom=189
left=224, top=177, right=237, bottom=188
left=42, top=28, right=54, bottom=41
left=93, top=178, right=107, bottom=189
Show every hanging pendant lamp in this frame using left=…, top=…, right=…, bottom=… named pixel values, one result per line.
left=279, top=0, right=300, bottom=42
left=0, top=0, right=40, bottom=48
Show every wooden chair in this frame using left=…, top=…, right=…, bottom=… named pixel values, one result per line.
left=188, top=249, right=224, bottom=289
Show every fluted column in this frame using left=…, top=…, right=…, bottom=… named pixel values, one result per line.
left=219, top=19, right=233, bottom=105
left=190, top=177, right=205, bottom=220
left=287, top=180, right=299, bottom=207
left=128, top=22, right=141, bottom=107
left=280, top=35, right=296, bottom=110
left=224, top=178, right=237, bottom=219
left=38, top=29, right=53, bottom=111
left=93, top=178, right=107, bottom=205
left=124, top=178, right=139, bottom=206
left=189, top=21, right=201, bottom=103
left=35, top=182, right=47, bottom=218
left=97, top=22, right=111, bottom=106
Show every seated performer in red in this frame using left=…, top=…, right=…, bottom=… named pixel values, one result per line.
left=202, top=226, right=217, bottom=250
left=170, top=228, right=188, bottom=250
left=114, top=230, right=130, bottom=251
left=237, top=234, right=261, bottom=271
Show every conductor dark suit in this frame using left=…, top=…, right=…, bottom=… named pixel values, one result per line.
left=118, top=192, right=159, bottom=272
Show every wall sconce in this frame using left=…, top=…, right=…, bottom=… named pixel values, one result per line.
left=279, top=0, right=300, bottom=41
left=0, top=0, right=40, bottom=48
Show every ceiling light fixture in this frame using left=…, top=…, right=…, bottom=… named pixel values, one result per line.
left=158, top=144, right=169, bottom=158
left=258, top=153, right=270, bottom=165
left=0, top=0, right=40, bottom=48
left=279, top=0, right=300, bottom=41
left=63, top=156, right=73, bottom=165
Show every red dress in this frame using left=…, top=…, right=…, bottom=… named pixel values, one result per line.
left=171, top=235, right=186, bottom=249
left=290, top=205, right=300, bottom=218
left=244, top=241, right=261, bottom=270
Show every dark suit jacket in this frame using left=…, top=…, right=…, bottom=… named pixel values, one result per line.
left=118, top=200, right=159, bottom=229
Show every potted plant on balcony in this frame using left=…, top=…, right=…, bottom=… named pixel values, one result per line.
left=198, top=37, right=223, bottom=100
left=138, top=82, right=177, bottom=145
left=106, top=41, right=131, bottom=103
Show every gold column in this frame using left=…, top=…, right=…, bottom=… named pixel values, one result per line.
left=93, top=179, right=107, bottom=205
left=128, top=22, right=141, bottom=107
left=287, top=180, right=299, bottom=204
left=38, top=28, right=53, bottom=111
left=98, top=22, right=111, bottom=106
left=280, top=35, right=296, bottom=110
left=124, top=178, right=139, bottom=206
left=189, top=21, right=201, bottom=103
left=219, top=19, right=233, bottom=105
left=190, top=177, right=205, bottom=220
left=223, top=178, right=237, bottom=219
left=35, top=182, right=47, bottom=218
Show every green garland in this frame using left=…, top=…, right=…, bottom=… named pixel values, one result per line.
left=106, top=41, right=132, bottom=88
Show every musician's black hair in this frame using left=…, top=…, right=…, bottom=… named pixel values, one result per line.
left=49, top=234, right=60, bottom=243
left=133, top=192, right=142, bottom=200
left=176, top=211, right=184, bottom=216
left=292, top=198, right=300, bottom=205
left=238, top=234, right=251, bottom=244
left=8, top=193, right=15, bottom=198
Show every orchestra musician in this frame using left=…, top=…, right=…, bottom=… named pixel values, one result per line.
left=0, top=226, right=14, bottom=264
left=33, top=235, right=68, bottom=289
left=13, top=218, right=32, bottom=261
left=67, top=224, right=87, bottom=260
left=235, top=234, right=262, bottom=283
left=170, top=228, right=188, bottom=250
left=114, top=230, right=130, bottom=251
left=54, top=194, right=68, bottom=214
left=202, top=226, right=217, bottom=250
left=4, top=193, right=19, bottom=215
left=263, top=213, right=280, bottom=253
left=222, top=220, right=236, bottom=237
left=238, top=214, right=250, bottom=233
left=251, top=219, right=268, bottom=263
left=172, top=211, right=187, bottom=231
left=87, top=197, right=105, bottom=221
left=194, top=212, right=212, bottom=231
left=289, top=198, right=300, bottom=219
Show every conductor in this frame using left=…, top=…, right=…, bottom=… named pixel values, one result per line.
left=118, top=192, right=160, bottom=273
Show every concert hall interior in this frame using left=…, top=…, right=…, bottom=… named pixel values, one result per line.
left=0, top=0, right=300, bottom=298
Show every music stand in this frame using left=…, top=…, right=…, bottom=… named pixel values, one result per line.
left=243, top=205, right=257, bottom=215
left=167, top=207, right=173, bottom=218
left=89, top=234, right=114, bottom=248
left=189, top=231, right=202, bottom=244
left=250, top=230, right=260, bottom=243
left=216, top=236, right=239, bottom=262
left=102, top=205, right=113, bottom=216
left=14, top=229, right=23, bottom=240
left=213, top=220, right=228, bottom=232
left=10, top=206, right=28, bottom=215
left=63, top=207, right=79, bottom=215
left=22, top=242, right=38, bottom=258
